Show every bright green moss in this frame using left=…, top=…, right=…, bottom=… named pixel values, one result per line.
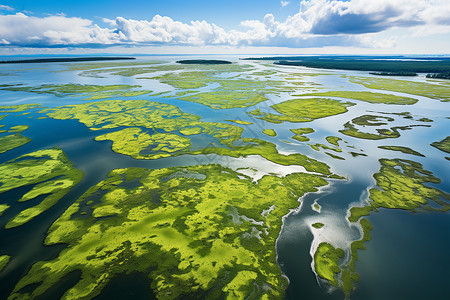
left=11, top=165, right=328, bottom=299
left=95, top=128, right=192, bottom=160
left=0, top=255, right=10, bottom=272
left=0, top=134, right=31, bottom=153
left=314, top=242, right=345, bottom=287
left=312, top=222, right=324, bottom=229
left=299, top=91, right=418, bottom=105
left=378, top=145, right=425, bottom=157
left=249, top=98, right=354, bottom=123
left=262, top=129, right=277, bottom=137
left=431, top=136, right=450, bottom=154
left=349, top=76, right=450, bottom=102
left=0, top=148, right=83, bottom=228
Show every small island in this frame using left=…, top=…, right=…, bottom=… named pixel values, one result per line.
left=176, top=59, right=232, bottom=65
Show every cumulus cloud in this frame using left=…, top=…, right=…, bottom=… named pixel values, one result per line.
left=0, top=0, right=449, bottom=48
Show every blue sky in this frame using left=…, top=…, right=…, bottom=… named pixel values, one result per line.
left=1, top=0, right=449, bottom=55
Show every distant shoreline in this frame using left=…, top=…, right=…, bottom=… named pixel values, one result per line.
left=0, top=57, right=136, bottom=64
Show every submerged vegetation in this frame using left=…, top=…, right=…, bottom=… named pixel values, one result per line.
left=10, top=165, right=328, bottom=299
left=0, top=148, right=83, bottom=228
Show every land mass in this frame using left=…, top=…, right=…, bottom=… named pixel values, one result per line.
left=0, top=57, right=135, bottom=64
left=176, top=60, right=232, bottom=65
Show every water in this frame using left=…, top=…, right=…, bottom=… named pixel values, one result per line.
left=0, top=56, right=449, bottom=299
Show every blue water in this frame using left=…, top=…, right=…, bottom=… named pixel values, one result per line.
left=0, top=56, right=449, bottom=299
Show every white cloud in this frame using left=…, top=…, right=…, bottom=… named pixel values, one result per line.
left=281, top=1, right=290, bottom=7
left=0, top=5, right=13, bottom=11
left=0, top=0, right=449, bottom=49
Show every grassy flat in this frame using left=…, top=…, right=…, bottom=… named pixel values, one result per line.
left=431, top=136, right=450, bottom=153
left=314, top=242, right=344, bottom=287
left=349, top=76, right=450, bottom=102
left=0, top=134, right=31, bottom=153
left=298, top=91, right=417, bottom=105
left=0, top=255, right=10, bottom=272
left=11, top=165, right=328, bottom=299
left=262, top=129, right=277, bottom=137
left=378, top=145, right=425, bottom=157
left=249, top=98, right=354, bottom=123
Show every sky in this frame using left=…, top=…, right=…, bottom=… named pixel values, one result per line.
left=1, top=0, right=450, bottom=55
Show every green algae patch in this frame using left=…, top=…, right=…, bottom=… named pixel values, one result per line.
left=226, top=119, right=253, bottom=125
left=1, top=84, right=151, bottom=101
left=0, top=255, right=10, bottom=272
left=11, top=165, right=328, bottom=299
left=326, top=136, right=342, bottom=147
left=312, top=222, right=324, bottom=229
left=314, top=242, right=345, bottom=287
left=0, top=204, right=9, bottom=216
left=290, top=128, right=314, bottom=142
left=194, top=138, right=333, bottom=176
left=349, top=76, right=450, bottom=102
left=378, top=145, right=424, bottom=157
left=95, top=128, right=192, bottom=160
left=298, top=91, right=418, bottom=105
left=45, top=100, right=243, bottom=146
left=0, top=104, right=41, bottom=113
left=8, top=125, right=29, bottom=133
left=262, top=129, right=277, bottom=137
left=0, top=148, right=83, bottom=228
left=431, top=136, right=450, bottom=154
left=0, top=134, right=31, bottom=153
left=249, top=98, right=354, bottom=123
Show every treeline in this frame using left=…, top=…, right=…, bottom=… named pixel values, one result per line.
left=426, top=72, right=450, bottom=80
left=369, top=72, right=417, bottom=76
left=244, top=56, right=450, bottom=73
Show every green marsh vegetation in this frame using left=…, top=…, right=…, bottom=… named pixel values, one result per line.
left=10, top=165, right=328, bottom=299
left=314, top=242, right=345, bottom=287
left=378, top=145, right=424, bottom=157
left=290, top=127, right=314, bottom=142
left=1, top=84, right=152, bottom=101
left=0, top=134, right=31, bottom=154
left=431, top=136, right=450, bottom=153
left=249, top=98, right=354, bottom=123
left=0, top=255, right=10, bottom=272
left=298, top=91, right=418, bottom=105
left=0, top=148, right=83, bottom=228
left=262, top=129, right=277, bottom=137
left=348, top=76, right=450, bottom=102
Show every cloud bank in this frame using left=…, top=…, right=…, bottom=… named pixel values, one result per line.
left=0, top=0, right=449, bottom=48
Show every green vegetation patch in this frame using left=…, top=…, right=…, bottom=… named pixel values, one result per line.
left=0, top=134, right=31, bottom=153
left=298, top=91, right=417, bottom=105
left=0, top=255, right=10, bottom=272
left=349, top=159, right=450, bottom=222
left=0, top=148, right=83, bottom=228
left=0, top=104, right=41, bottom=113
left=226, top=119, right=253, bottom=125
left=290, top=128, right=314, bottom=142
left=95, top=128, right=192, bottom=160
left=1, top=84, right=151, bottom=101
left=326, top=136, right=342, bottom=147
left=8, top=125, right=29, bottom=133
left=378, top=145, right=424, bottom=157
left=11, top=165, right=328, bottom=299
left=431, top=136, right=450, bottom=154
left=262, top=129, right=277, bottom=137
left=312, top=222, right=324, bottom=229
left=349, top=76, right=450, bottom=102
left=314, top=242, right=345, bottom=287
left=249, top=98, right=354, bottom=123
